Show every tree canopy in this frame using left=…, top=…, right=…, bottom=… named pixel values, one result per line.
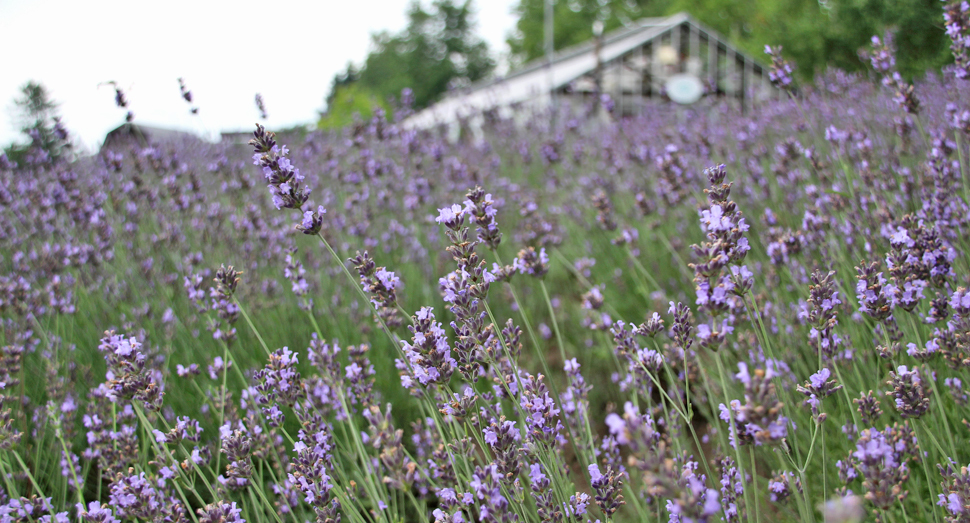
left=320, top=0, right=494, bottom=127
left=507, top=0, right=951, bottom=82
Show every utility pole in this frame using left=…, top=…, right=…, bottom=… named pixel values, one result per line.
left=593, top=20, right=603, bottom=107
left=545, top=0, right=555, bottom=126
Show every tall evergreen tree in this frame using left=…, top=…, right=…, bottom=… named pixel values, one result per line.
left=4, top=81, right=71, bottom=164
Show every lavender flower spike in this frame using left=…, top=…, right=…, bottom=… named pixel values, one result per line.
left=249, top=124, right=310, bottom=210
left=764, top=45, right=795, bottom=90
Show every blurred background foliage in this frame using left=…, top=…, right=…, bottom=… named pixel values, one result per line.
left=509, top=0, right=951, bottom=81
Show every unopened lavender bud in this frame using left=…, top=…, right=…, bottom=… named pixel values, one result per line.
left=638, top=312, right=664, bottom=337
left=854, top=390, right=883, bottom=426
left=886, top=365, right=929, bottom=419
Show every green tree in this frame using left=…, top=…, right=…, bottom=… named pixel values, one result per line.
left=508, top=0, right=949, bottom=83
left=815, top=0, right=950, bottom=79
left=320, top=0, right=494, bottom=127
left=318, top=83, right=391, bottom=130
left=668, top=0, right=950, bottom=81
left=4, top=81, right=71, bottom=164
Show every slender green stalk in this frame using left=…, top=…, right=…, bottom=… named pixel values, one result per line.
left=10, top=453, right=47, bottom=506
left=920, top=365, right=957, bottom=457
left=956, top=132, right=969, bottom=206
left=750, top=445, right=761, bottom=523
left=315, top=231, right=403, bottom=354
left=233, top=297, right=273, bottom=358
left=213, top=340, right=230, bottom=477
left=54, top=430, right=84, bottom=507
left=912, top=423, right=942, bottom=523
left=250, top=480, right=284, bottom=523
left=714, top=351, right=755, bottom=523
left=538, top=280, right=568, bottom=367
left=775, top=450, right=814, bottom=523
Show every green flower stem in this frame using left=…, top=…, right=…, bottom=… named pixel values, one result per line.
left=750, top=445, right=761, bottom=523
left=714, top=351, right=755, bottom=523
left=911, top=422, right=942, bottom=523
left=233, top=297, right=273, bottom=359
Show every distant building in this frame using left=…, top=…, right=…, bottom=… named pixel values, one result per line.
left=220, top=131, right=254, bottom=145
left=101, top=123, right=203, bottom=151
left=406, top=12, right=777, bottom=130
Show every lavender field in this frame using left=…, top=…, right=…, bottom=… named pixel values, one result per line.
left=4, top=33, right=970, bottom=523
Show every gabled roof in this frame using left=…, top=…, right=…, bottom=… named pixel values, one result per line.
left=101, top=123, right=206, bottom=150
left=476, top=14, right=675, bottom=91
left=406, top=12, right=769, bottom=128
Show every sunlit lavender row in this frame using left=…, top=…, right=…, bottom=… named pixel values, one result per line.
left=2, top=25, right=970, bottom=523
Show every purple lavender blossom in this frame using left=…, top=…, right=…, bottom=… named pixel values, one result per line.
left=512, top=247, right=549, bottom=277
left=108, top=471, right=181, bottom=521
left=803, top=270, right=849, bottom=361
left=436, top=204, right=466, bottom=229
left=97, top=331, right=163, bottom=411
left=219, top=424, right=254, bottom=489
left=76, top=502, right=120, bottom=523
left=561, top=358, right=592, bottom=436
left=938, top=460, right=970, bottom=521
left=842, top=426, right=915, bottom=510
left=720, top=364, right=788, bottom=447
left=254, top=93, right=267, bottom=119
left=797, top=368, right=843, bottom=399
left=482, top=416, right=522, bottom=482
left=249, top=124, right=309, bottom=210
left=528, top=462, right=558, bottom=521
left=855, top=262, right=895, bottom=322
left=863, top=34, right=920, bottom=114
left=519, top=373, right=565, bottom=447
left=289, top=436, right=340, bottom=521
left=764, top=45, right=795, bottom=90
left=589, top=463, right=625, bottom=516
left=854, top=390, right=884, bottom=426
left=297, top=205, right=327, bottom=235
left=886, top=365, right=930, bottom=419
left=397, top=307, right=457, bottom=391
left=719, top=457, right=744, bottom=522
left=665, top=460, right=721, bottom=523
left=944, top=0, right=970, bottom=79
left=469, top=464, right=513, bottom=523
left=351, top=250, right=403, bottom=327
left=464, top=186, right=502, bottom=248
left=768, top=471, right=799, bottom=503
left=253, top=347, right=305, bottom=426
left=690, top=165, right=751, bottom=351
left=197, top=502, right=245, bottom=523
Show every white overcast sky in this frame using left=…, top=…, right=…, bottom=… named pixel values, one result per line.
left=0, top=0, right=518, bottom=152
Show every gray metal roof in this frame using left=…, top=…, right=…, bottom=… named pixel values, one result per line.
left=459, top=12, right=766, bottom=97
left=102, top=123, right=203, bottom=148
